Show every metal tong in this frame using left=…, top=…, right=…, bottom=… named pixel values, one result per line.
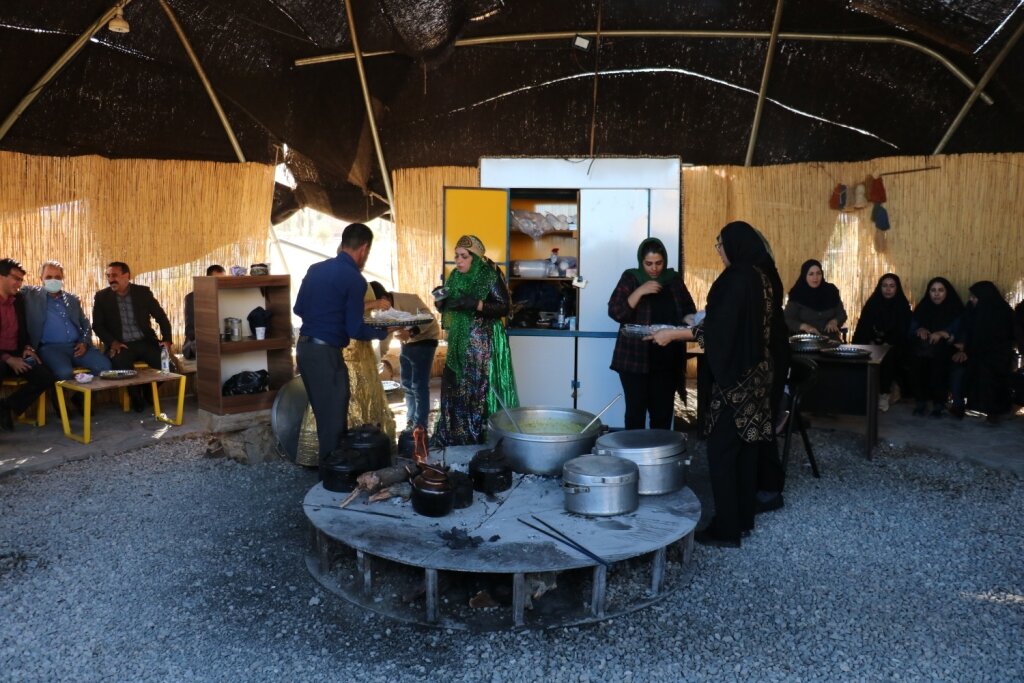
left=518, top=515, right=610, bottom=567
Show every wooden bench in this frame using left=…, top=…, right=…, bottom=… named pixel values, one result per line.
left=0, top=377, right=46, bottom=426
left=55, top=368, right=187, bottom=444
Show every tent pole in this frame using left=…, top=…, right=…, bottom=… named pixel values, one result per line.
left=745, top=0, right=785, bottom=167
left=0, top=1, right=135, bottom=143
left=933, top=17, right=1024, bottom=154
left=295, top=30, right=995, bottom=106
left=344, top=0, right=397, bottom=222
left=159, top=0, right=246, bottom=163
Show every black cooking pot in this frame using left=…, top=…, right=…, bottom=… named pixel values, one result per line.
left=448, top=471, right=475, bottom=509
left=337, top=423, right=392, bottom=471
left=320, top=448, right=370, bottom=493
left=469, top=440, right=513, bottom=495
left=397, top=429, right=415, bottom=459
left=411, top=466, right=455, bottom=517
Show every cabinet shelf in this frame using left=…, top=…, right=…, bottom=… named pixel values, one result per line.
left=509, top=276, right=574, bottom=281
left=219, top=337, right=294, bottom=354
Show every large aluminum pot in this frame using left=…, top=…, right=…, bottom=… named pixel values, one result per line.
left=562, top=455, right=639, bottom=516
left=487, top=406, right=602, bottom=476
left=592, top=429, right=687, bottom=495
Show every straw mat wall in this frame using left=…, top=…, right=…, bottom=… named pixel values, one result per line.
left=0, top=151, right=274, bottom=349
left=683, top=153, right=1024, bottom=329
left=393, top=166, right=479, bottom=303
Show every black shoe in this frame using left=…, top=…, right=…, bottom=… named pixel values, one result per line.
left=695, top=528, right=741, bottom=549
left=756, top=493, right=785, bottom=514
left=0, top=400, right=13, bottom=431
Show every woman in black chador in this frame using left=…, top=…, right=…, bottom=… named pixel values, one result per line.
left=949, top=281, right=1015, bottom=422
left=853, top=273, right=913, bottom=409
left=784, top=259, right=847, bottom=339
left=650, top=221, right=774, bottom=547
left=909, top=277, right=964, bottom=417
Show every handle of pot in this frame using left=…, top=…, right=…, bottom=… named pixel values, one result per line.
left=592, top=447, right=608, bottom=456
left=561, top=483, right=591, bottom=494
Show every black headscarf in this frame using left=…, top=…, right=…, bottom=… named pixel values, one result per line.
left=963, top=281, right=1014, bottom=354
left=913, top=276, right=964, bottom=332
left=787, top=259, right=842, bottom=311
left=853, top=273, right=911, bottom=345
left=704, top=221, right=771, bottom=387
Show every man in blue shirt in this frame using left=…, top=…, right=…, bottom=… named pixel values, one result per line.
left=22, top=260, right=112, bottom=380
left=294, top=223, right=390, bottom=465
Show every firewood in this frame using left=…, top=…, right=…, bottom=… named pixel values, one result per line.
left=356, top=463, right=416, bottom=492
left=368, top=481, right=413, bottom=503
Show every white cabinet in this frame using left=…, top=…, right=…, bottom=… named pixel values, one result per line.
left=451, top=157, right=680, bottom=429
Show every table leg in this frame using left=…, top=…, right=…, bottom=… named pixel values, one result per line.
left=650, top=546, right=666, bottom=596
left=590, top=564, right=608, bottom=618
left=425, top=568, right=439, bottom=623
left=512, top=572, right=526, bottom=627
left=56, top=383, right=91, bottom=444
left=357, top=550, right=372, bottom=596
left=865, top=364, right=880, bottom=459
left=154, top=376, right=187, bottom=426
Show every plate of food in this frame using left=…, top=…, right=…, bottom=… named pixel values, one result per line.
left=364, top=309, right=434, bottom=328
left=622, top=323, right=686, bottom=339
left=818, top=345, right=871, bottom=358
left=99, top=369, right=138, bottom=379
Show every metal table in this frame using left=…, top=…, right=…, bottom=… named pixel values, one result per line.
left=304, top=445, right=700, bottom=630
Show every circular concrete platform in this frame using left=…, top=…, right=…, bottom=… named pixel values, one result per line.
left=304, top=445, right=700, bottom=630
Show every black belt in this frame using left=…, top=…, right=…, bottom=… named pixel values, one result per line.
left=297, top=335, right=336, bottom=347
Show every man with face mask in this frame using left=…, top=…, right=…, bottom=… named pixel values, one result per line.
left=21, top=260, right=112, bottom=380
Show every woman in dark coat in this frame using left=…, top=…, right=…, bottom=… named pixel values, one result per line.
left=909, top=277, right=963, bottom=417
left=853, top=273, right=913, bottom=408
left=608, top=237, right=696, bottom=430
left=784, top=259, right=847, bottom=339
left=949, top=281, right=1014, bottom=422
left=651, top=222, right=774, bottom=547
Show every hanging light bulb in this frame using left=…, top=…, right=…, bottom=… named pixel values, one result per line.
left=108, top=6, right=130, bottom=33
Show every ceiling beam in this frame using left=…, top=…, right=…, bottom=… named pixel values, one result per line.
left=0, top=1, right=135, bottom=143
left=344, top=0, right=397, bottom=220
left=934, top=16, right=1024, bottom=154
left=849, top=1, right=976, bottom=55
left=159, top=0, right=246, bottom=163
left=295, top=29, right=994, bottom=106
left=745, top=0, right=785, bottom=167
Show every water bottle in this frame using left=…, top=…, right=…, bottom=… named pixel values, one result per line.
left=556, top=296, right=566, bottom=328
left=160, top=346, right=170, bottom=374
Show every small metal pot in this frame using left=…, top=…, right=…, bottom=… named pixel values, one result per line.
left=592, top=429, right=687, bottom=495
left=562, top=455, right=639, bottom=516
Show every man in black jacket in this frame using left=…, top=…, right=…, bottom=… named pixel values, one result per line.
left=0, top=258, right=56, bottom=431
left=92, top=261, right=172, bottom=372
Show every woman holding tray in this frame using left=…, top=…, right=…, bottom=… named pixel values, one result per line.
left=431, top=235, right=518, bottom=446
left=608, top=237, right=696, bottom=430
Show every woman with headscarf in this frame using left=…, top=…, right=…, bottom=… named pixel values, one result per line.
left=853, top=273, right=913, bottom=410
left=784, top=259, right=847, bottom=339
left=608, top=237, right=696, bottom=429
left=650, top=222, right=774, bottom=547
left=948, top=281, right=1014, bottom=422
left=432, top=235, right=518, bottom=446
left=909, top=276, right=964, bottom=417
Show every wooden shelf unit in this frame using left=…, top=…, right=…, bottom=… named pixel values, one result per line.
left=194, top=274, right=295, bottom=414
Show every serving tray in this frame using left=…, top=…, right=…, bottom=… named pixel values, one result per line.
left=622, top=324, right=687, bottom=339
left=99, top=369, right=138, bottom=379
left=363, top=315, right=434, bottom=329
left=818, top=346, right=871, bottom=359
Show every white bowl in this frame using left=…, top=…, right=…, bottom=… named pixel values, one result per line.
left=74, top=373, right=94, bottom=383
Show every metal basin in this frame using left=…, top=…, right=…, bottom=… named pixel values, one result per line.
left=487, top=406, right=602, bottom=476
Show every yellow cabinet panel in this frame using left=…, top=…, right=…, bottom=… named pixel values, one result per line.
left=443, top=187, right=509, bottom=264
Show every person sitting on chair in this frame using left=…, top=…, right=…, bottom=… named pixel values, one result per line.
left=21, top=260, right=111, bottom=380
left=92, top=262, right=173, bottom=411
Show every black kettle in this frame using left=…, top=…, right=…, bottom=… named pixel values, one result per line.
left=468, top=439, right=513, bottom=495
left=338, top=424, right=392, bottom=471
left=320, top=448, right=369, bottom=493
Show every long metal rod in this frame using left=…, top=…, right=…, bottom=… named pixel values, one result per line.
left=745, top=0, right=785, bottom=167
left=159, top=0, right=245, bottom=163
left=295, top=29, right=993, bottom=105
left=343, top=0, right=397, bottom=221
left=0, top=1, right=135, bottom=142
left=933, top=17, right=1024, bottom=154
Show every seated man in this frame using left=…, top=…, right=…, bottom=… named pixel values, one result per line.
left=92, top=261, right=172, bottom=372
left=22, top=260, right=112, bottom=380
left=0, top=258, right=56, bottom=431
left=182, top=264, right=225, bottom=360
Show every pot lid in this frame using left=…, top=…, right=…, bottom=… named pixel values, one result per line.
left=593, top=429, right=686, bottom=461
left=562, top=455, right=638, bottom=485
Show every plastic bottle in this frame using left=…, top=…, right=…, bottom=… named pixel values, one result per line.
left=160, top=346, right=170, bottom=374
left=556, top=295, right=567, bottom=328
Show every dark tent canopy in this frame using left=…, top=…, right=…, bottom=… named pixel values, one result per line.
left=1, top=1, right=1022, bottom=222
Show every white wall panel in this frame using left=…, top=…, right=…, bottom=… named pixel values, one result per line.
left=509, top=335, right=576, bottom=408
left=576, top=337, right=625, bottom=429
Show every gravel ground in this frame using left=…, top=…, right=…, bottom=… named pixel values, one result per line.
left=1, top=433, right=1022, bottom=682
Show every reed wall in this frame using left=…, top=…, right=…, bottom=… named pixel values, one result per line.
left=0, top=151, right=274, bottom=349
